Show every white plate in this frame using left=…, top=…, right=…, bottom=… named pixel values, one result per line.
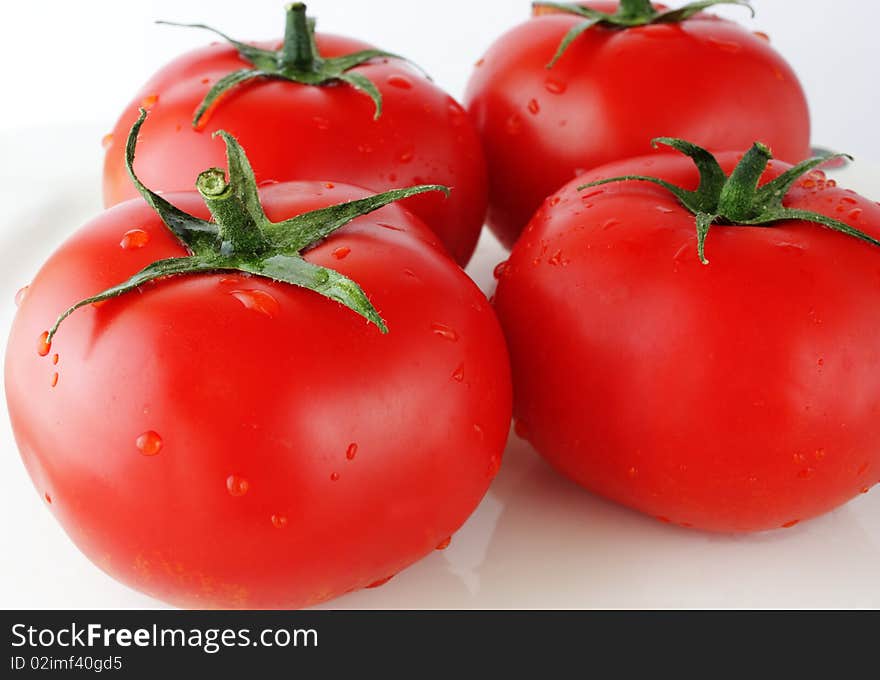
left=2, top=127, right=879, bottom=609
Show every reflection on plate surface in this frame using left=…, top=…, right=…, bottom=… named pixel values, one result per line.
left=1, top=127, right=879, bottom=609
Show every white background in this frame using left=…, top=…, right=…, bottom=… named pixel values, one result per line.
left=1, top=0, right=879, bottom=161
left=1, top=1, right=880, bottom=610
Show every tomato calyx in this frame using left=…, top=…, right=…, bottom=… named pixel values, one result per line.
left=159, top=3, right=419, bottom=127
left=45, top=109, right=449, bottom=342
left=534, top=0, right=754, bottom=67
left=578, top=137, right=878, bottom=264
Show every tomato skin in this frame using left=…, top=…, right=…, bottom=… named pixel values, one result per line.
left=465, top=5, right=811, bottom=249
left=6, top=182, right=511, bottom=608
left=102, top=35, right=488, bottom=266
left=495, top=152, right=880, bottom=532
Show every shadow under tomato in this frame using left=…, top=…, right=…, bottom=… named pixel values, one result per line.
left=323, top=429, right=880, bottom=609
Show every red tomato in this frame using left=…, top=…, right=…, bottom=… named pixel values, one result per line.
left=465, top=1, right=811, bottom=248
left=102, top=15, right=488, bottom=266
left=494, top=149, right=880, bottom=532
left=6, top=181, right=511, bottom=608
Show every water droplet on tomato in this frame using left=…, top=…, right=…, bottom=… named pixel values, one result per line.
left=602, top=218, right=621, bottom=231
left=782, top=519, right=800, bottom=529
left=201, top=77, right=210, bottom=85
left=801, top=179, right=816, bottom=189
left=403, top=268, right=419, bottom=280
left=324, top=182, right=335, bottom=189
left=814, top=449, right=826, bottom=460
left=826, top=179, right=837, bottom=188
left=448, top=103, right=466, bottom=127
left=656, top=206, right=674, bottom=214
left=230, top=289, right=280, bottom=318
left=797, top=468, right=816, bottom=479
left=793, top=452, right=807, bottom=464
left=707, top=37, right=741, bottom=53
left=545, top=78, right=566, bottom=94
left=387, top=74, right=412, bottom=89
left=226, top=475, right=250, bottom=497
left=581, top=189, right=605, bottom=201
left=506, top=114, right=523, bottom=135
left=346, top=443, right=358, bottom=461
left=330, top=472, right=340, bottom=482
left=271, top=514, right=289, bottom=529
left=313, top=116, right=330, bottom=131
left=49, top=372, right=58, bottom=388
left=817, top=358, right=825, bottom=367
left=655, top=515, right=672, bottom=524
left=753, top=30, right=770, bottom=42
left=14, top=285, right=28, bottom=307
left=776, top=242, right=805, bottom=255
left=332, top=246, right=351, bottom=260
left=431, top=323, right=458, bottom=341
left=487, top=453, right=501, bottom=478
left=120, top=229, right=150, bottom=250
left=627, top=466, right=638, bottom=479
left=136, top=431, right=163, bottom=456
left=366, top=575, right=393, bottom=588
left=861, top=486, right=871, bottom=494
left=527, top=99, right=540, bottom=115
left=857, top=462, right=870, bottom=476
left=44, top=493, right=52, bottom=504
left=51, top=354, right=59, bottom=365
left=514, top=418, right=530, bottom=440
left=141, top=94, right=159, bottom=109
left=849, top=208, right=863, bottom=221
left=398, top=148, right=414, bottom=163
left=474, top=58, right=485, bottom=68
left=377, top=222, right=405, bottom=232
left=548, top=250, right=565, bottom=266
left=101, top=133, right=113, bottom=149
left=452, top=364, right=464, bottom=382
left=435, top=536, right=451, bottom=550
left=37, top=331, right=51, bottom=357
left=549, top=196, right=561, bottom=207
left=493, top=261, right=509, bottom=279
left=840, top=196, right=858, bottom=205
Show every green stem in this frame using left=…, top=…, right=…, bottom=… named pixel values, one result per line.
left=43, top=109, right=450, bottom=341
left=536, top=0, right=754, bottom=66
left=160, top=5, right=411, bottom=126
left=577, top=137, right=880, bottom=264
left=196, top=168, right=267, bottom=255
left=717, top=143, right=772, bottom=222
left=617, top=0, right=657, bottom=21
left=281, top=3, right=319, bottom=71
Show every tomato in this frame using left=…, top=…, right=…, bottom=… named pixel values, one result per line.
left=465, top=0, right=811, bottom=249
left=494, top=139, right=880, bottom=532
left=102, top=4, right=488, bottom=266
left=6, top=116, right=511, bottom=608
